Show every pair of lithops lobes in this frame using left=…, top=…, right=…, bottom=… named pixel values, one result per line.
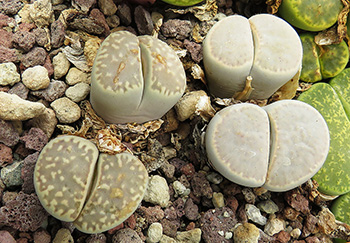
left=205, top=100, right=330, bottom=192
left=34, top=135, right=148, bottom=234
left=90, top=31, right=186, bottom=124
left=203, top=14, right=303, bottom=99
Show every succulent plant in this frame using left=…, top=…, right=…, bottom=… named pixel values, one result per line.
left=202, top=14, right=302, bottom=100
left=34, top=135, right=148, bottom=233
left=160, top=0, right=204, bottom=6
left=278, top=0, right=343, bottom=32
left=299, top=33, right=349, bottom=82
left=298, top=80, right=350, bottom=196
left=205, top=100, right=329, bottom=192
left=90, top=31, right=186, bottom=124
left=331, top=191, right=350, bottom=232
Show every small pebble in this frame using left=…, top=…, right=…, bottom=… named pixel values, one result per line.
left=245, top=204, right=267, bottom=226
left=106, top=15, right=120, bottom=28
left=22, top=65, right=50, bottom=91
left=212, top=192, right=225, bottom=208
left=8, top=82, right=29, bottom=100
left=65, top=82, right=90, bottom=102
left=147, top=222, right=163, bottom=243
left=98, top=0, right=117, bottom=16
left=31, top=80, right=67, bottom=102
left=51, top=19, right=65, bottom=48
left=112, top=228, right=143, bottom=243
left=184, top=198, right=199, bottom=221
left=50, top=97, right=81, bottom=123
left=21, top=152, right=39, bottom=194
left=12, top=30, right=36, bottom=52
left=20, top=127, right=48, bottom=151
left=206, top=172, right=223, bottom=184
left=160, top=234, right=176, bottom=243
left=175, top=228, right=202, bottom=243
left=52, top=228, right=73, bottom=243
left=264, top=217, right=285, bottom=236
left=1, top=161, right=24, bottom=187
left=233, top=223, right=260, bottom=243
left=27, top=108, right=58, bottom=138
left=52, top=52, right=70, bottom=79
left=29, top=0, right=54, bottom=28
left=0, top=0, right=23, bottom=15
left=0, top=29, right=13, bottom=49
left=290, top=228, right=302, bottom=239
left=134, top=5, right=153, bottom=35
left=0, top=120, right=20, bottom=146
left=0, top=92, right=45, bottom=121
left=33, top=229, right=51, bottom=243
left=144, top=175, right=170, bottom=208
left=21, top=47, right=47, bottom=68
left=0, top=230, right=16, bottom=243
left=173, top=180, right=190, bottom=198
left=242, top=188, right=256, bottom=204
left=0, top=143, right=13, bottom=166
left=65, top=67, right=89, bottom=85
left=32, top=28, right=49, bottom=47
left=71, top=0, right=95, bottom=13
left=161, top=19, right=192, bottom=40
left=117, top=3, right=132, bottom=26
left=191, top=171, right=213, bottom=199
left=0, top=62, right=20, bottom=86
left=257, top=200, right=279, bottom=214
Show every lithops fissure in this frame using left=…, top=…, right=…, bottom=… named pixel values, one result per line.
left=205, top=100, right=329, bottom=192
left=34, top=135, right=148, bottom=233
left=203, top=14, right=302, bottom=100
left=90, top=31, right=186, bottom=124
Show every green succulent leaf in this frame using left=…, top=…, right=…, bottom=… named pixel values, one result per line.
left=298, top=82, right=350, bottom=196
left=330, top=68, right=350, bottom=118
left=160, top=0, right=204, bottom=6
left=331, top=192, right=350, bottom=228
left=278, top=0, right=343, bottom=31
left=319, top=40, right=349, bottom=79
left=299, top=33, right=322, bottom=82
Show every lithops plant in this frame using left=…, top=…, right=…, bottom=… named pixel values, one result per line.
left=90, top=30, right=186, bottom=124
left=205, top=100, right=329, bottom=192
left=278, top=0, right=343, bottom=32
left=331, top=192, right=350, bottom=230
left=34, top=135, right=148, bottom=233
left=298, top=70, right=350, bottom=196
left=203, top=14, right=302, bottom=100
left=300, top=33, right=349, bottom=82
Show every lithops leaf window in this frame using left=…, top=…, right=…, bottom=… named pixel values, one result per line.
left=90, top=31, right=186, bottom=124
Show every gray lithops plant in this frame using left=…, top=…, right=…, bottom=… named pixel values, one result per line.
left=205, top=100, right=329, bottom=192
left=90, top=30, right=186, bottom=124
left=34, top=135, right=148, bottom=233
left=203, top=14, right=303, bottom=100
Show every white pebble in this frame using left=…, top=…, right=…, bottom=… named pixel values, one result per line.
left=264, top=217, right=285, bottom=236
left=53, top=52, right=70, bottom=79
left=50, top=97, right=81, bottom=123
left=0, top=91, right=45, bottom=121
left=173, top=181, right=190, bottom=197
left=144, top=175, right=170, bottom=208
left=245, top=204, right=267, bottom=225
left=0, top=62, right=20, bottom=86
left=65, top=67, right=89, bottom=85
left=22, top=65, right=50, bottom=91
left=65, top=83, right=90, bottom=102
left=147, top=222, right=163, bottom=243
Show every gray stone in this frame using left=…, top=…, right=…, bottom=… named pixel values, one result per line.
left=257, top=200, right=279, bottom=214
left=65, top=67, right=89, bottom=85
left=1, top=161, right=23, bottom=187
left=65, top=82, right=90, bottom=102
left=31, top=80, right=67, bottom=102
left=245, top=204, right=267, bottom=226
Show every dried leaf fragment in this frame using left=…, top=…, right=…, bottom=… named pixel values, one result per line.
left=168, top=0, right=218, bottom=22
left=266, top=0, right=282, bottom=14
